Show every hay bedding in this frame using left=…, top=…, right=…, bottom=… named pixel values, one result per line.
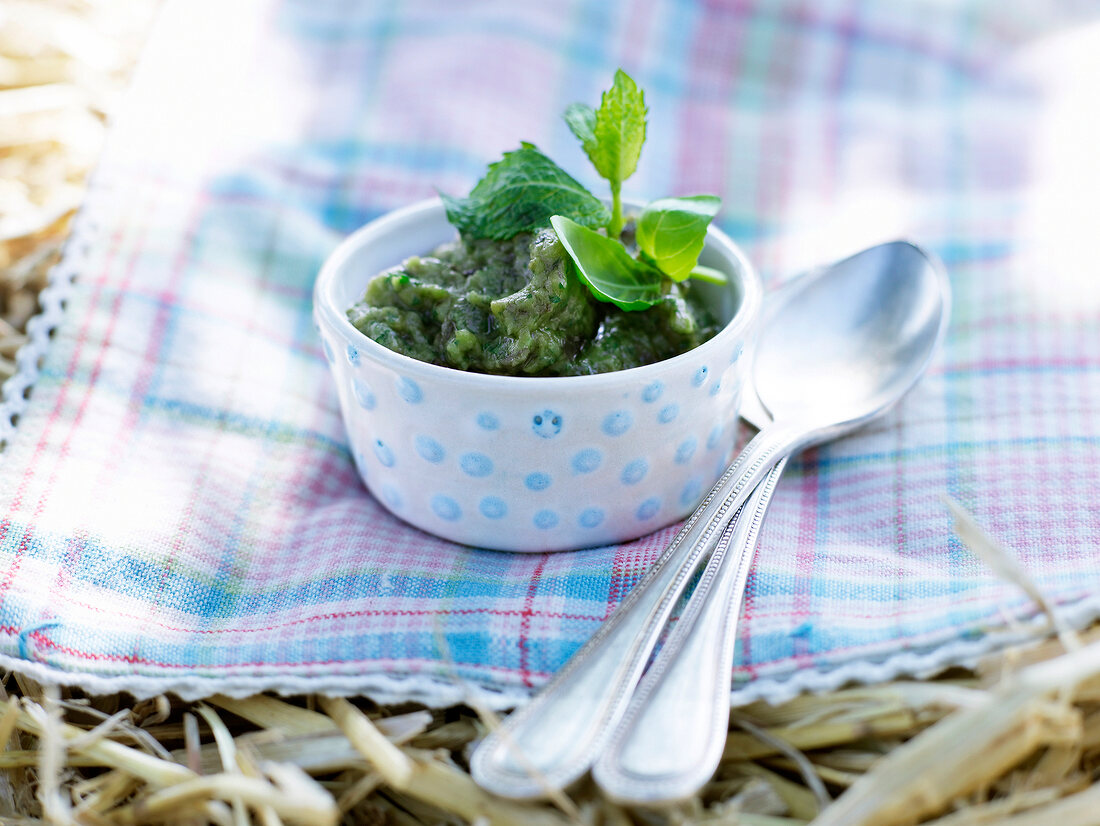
left=3, top=2, right=1099, bottom=824
left=0, top=623, right=1097, bottom=825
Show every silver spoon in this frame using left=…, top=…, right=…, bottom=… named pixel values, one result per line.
left=470, top=241, right=949, bottom=800
left=592, top=457, right=785, bottom=802
left=594, top=240, right=950, bottom=803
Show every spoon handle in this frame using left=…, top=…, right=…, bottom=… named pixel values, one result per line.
left=592, top=458, right=785, bottom=803
left=470, top=424, right=803, bottom=800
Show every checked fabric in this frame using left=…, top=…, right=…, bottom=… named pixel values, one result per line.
left=0, top=0, right=1098, bottom=705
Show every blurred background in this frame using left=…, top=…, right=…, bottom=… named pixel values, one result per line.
left=8, top=0, right=1100, bottom=338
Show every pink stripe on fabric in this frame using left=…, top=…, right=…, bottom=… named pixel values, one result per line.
left=517, top=554, right=549, bottom=689
left=0, top=197, right=147, bottom=614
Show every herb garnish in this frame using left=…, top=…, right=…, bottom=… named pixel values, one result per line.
left=636, top=195, right=725, bottom=283
left=550, top=215, right=664, bottom=311
left=440, top=69, right=723, bottom=310
left=564, top=69, right=647, bottom=239
left=440, top=143, right=609, bottom=240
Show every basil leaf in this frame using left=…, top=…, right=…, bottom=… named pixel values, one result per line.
left=635, top=194, right=721, bottom=281
left=589, top=69, right=647, bottom=189
left=441, top=143, right=610, bottom=240
left=550, top=214, right=664, bottom=311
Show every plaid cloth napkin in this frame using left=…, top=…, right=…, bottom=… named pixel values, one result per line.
left=1, top=0, right=1098, bottom=706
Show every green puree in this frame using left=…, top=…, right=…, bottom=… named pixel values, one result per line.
left=346, top=228, right=721, bottom=377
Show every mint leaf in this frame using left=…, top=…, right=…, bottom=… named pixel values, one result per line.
left=636, top=195, right=721, bottom=281
left=442, top=143, right=610, bottom=240
left=566, top=69, right=648, bottom=237
left=550, top=214, right=664, bottom=311
left=564, top=103, right=597, bottom=156
left=590, top=70, right=647, bottom=188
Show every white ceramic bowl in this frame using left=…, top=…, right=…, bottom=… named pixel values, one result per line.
left=314, top=198, right=761, bottom=552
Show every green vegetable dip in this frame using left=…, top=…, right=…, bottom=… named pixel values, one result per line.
left=346, top=227, right=722, bottom=377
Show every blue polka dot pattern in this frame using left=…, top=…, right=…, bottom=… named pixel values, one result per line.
left=397, top=377, right=423, bottom=404
left=707, top=424, right=724, bottom=450
left=525, top=472, right=551, bottom=491
left=373, top=439, right=395, bottom=467
left=571, top=448, right=602, bottom=474
left=602, top=410, right=633, bottom=436
left=621, top=458, right=648, bottom=485
left=642, top=382, right=664, bottom=403
left=479, top=497, right=507, bottom=519
left=709, top=380, right=722, bottom=397
left=414, top=435, right=445, bottom=464
left=346, top=344, right=360, bottom=366
left=675, top=437, right=697, bottom=464
left=534, top=510, right=559, bottom=529
left=477, top=412, right=499, bottom=431
left=431, top=494, right=461, bottom=521
left=382, top=484, right=403, bottom=509
left=692, top=366, right=709, bottom=387
left=731, top=344, right=744, bottom=363
left=680, top=478, right=703, bottom=507
left=460, top=452, right=493, bottom=477
left=637, top=498, right=661, bottom=520
left=658, top=404, right=679, bottom=424
left=578, top=508, right=604, bottom=528
left=352, top=378, right=376, bottom=410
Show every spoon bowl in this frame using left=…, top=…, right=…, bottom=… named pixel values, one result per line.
left=754, top=241, right=949, bottom=430
left=756, top=241, right=946, bottom=428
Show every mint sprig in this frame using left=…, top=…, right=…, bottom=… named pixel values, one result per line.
left=441, top=143, right=609, bottom=240
left=441, top=70, right=722, bottom=311
left=565, top=69, right=647, bottom=238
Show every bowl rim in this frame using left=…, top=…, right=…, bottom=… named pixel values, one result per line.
left=314, top=196, right=762, bottom=390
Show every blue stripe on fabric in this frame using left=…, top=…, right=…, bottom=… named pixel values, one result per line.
left=735, top=599, right=1036, bottom=667
left=635, top=3, right=698, bottom=199
left=280, top=13, right=579, bottom=50
left=0, top=525, right=614, bottom=623
left=932, top=239, right=1012, bottom=265
left=31, top=366, right=341, bottom=455
left=802, top=574, right=987, bottom=602
left=939, top=6, right=980, bottom=614
left=944, top=364, right=1100, bottom=377
left=806, top=435, right=1100, bottom=469
left=278, top=141, right=488, bottom=178
left=142, top=397, right=347, bottom=453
